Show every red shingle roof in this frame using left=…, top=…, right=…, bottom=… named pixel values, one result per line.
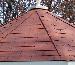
left=0, top=9, right=75, bottom=61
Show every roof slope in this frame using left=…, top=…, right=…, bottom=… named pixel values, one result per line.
left=0, top=9, right=75, bottom=61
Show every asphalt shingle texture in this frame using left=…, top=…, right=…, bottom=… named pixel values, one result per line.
left=0, top=9, right=75, bottom=61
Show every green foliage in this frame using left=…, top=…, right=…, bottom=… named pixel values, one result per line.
left=43, top=0, right=75, bottom=23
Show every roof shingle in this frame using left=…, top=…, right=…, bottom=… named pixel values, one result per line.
left=0, top=9, right=75, bottom=61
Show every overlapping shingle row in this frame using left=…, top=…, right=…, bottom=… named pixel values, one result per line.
left=0, top=9, right=75, bottom=61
